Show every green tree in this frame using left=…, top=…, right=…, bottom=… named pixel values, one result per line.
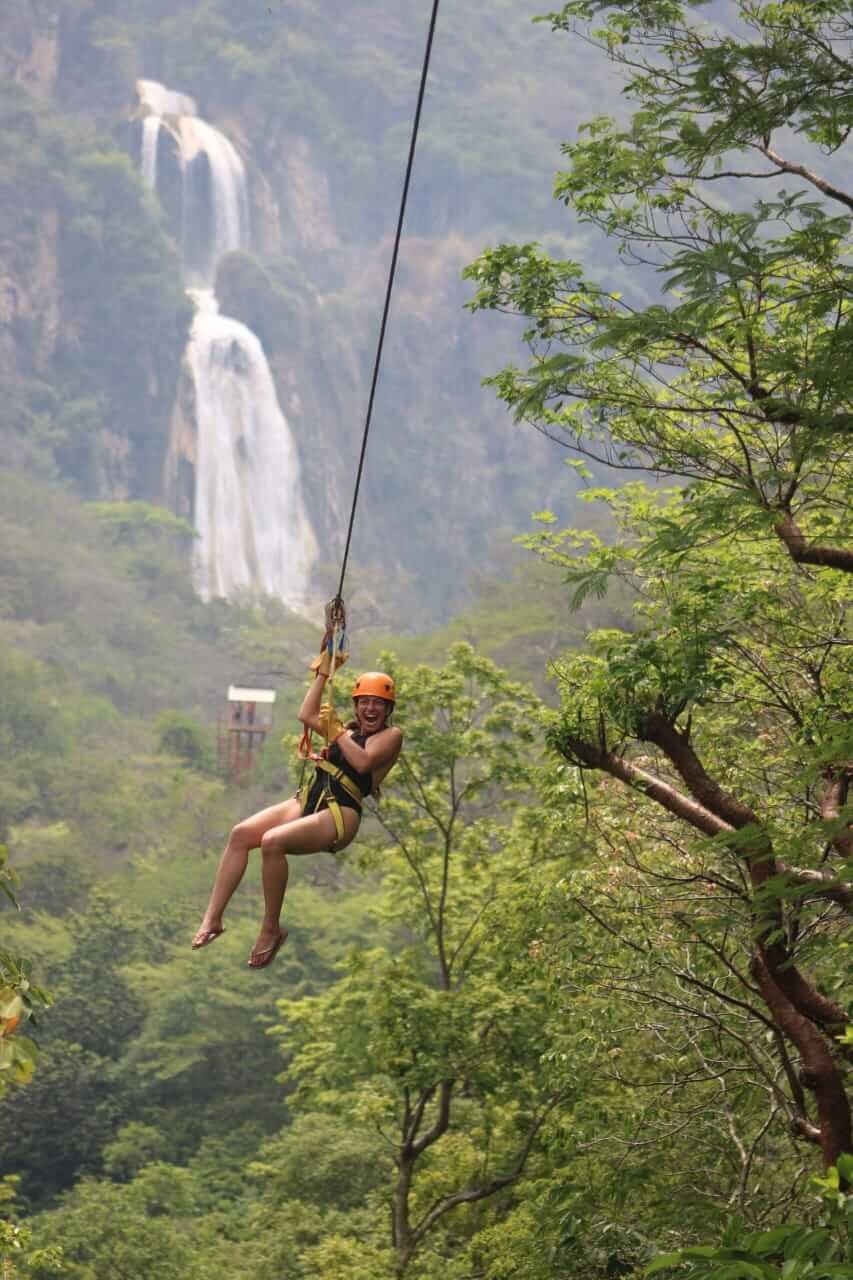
left=0, top=850, right=50, bottom=1104
left=87, top=502, right=197, bottom=604
left=466, top=0, right=853, bottom=577
left=0, top=890, right=147, bottom=1201
left=0, top=1042, right=123, bottom=1203
left=45, top=889, right=146, bottom=1060
left=154, top=710, right=213, bottom=771
left=647, top=1156, right=853, bottom=1278
left=1, top=1208, right=63, bottom=1280
left=271, top=646, right=568, bottom=1277
left=519, top=485, right=852, bottom=1179
left=20, top=1171, right=201, bottom=1280
left=467, top=0, right=853, bottom=1173
left=0, top=652, right=69, bottom=841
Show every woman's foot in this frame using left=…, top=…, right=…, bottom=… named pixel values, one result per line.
left=192, top=921, right=225, bottom=950
left=248, top=927, right=288, bottom=969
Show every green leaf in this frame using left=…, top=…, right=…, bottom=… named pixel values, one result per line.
left=645, top=1253, right=684, bottom=1275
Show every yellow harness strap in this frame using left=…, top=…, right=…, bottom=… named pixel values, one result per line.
left=313, top=759, right=366, bottom=805
left=299, top=759, right=367, bottom=846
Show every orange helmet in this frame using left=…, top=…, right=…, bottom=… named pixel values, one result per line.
left=352, top=671, right=396, bottom=703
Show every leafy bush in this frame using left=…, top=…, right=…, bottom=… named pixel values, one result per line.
left=647, top=1161, right=853, bottom=1279
left=154, top=710, right=213, bottom=772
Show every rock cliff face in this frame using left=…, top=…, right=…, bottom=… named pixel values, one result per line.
left=265, top=136, right=341, bottom=258
left=0, top=3, right=61, bottom=392
left=0, top=0, right=59, bottom=102
left=0, top=2, right=189, bottom=501
left=0, top=206, right=60, bottom=389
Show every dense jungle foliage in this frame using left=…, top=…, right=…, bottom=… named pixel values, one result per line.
left=2, top=1, right=853, bottom=1279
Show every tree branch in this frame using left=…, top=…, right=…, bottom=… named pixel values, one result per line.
left=819, top=767, right=853, bottom=859
left=409, top=1079, right=453, bottom=1158
left=408, top=1094, right=563, bottom=1250
left=777, top=862, right=853, bottom=913
left=557, top=732, right=731, bottom=838
left=637, top=711, right=762, bottom=831
left=372, top=808, right=438, bottom=936
left=403, top=1085, right=436, bottom=1152
left=752, top=953, right=852, bottom=1169
left=774, top=511, right=853, bottom=574
left=635, top=712, right=850, bottom=1032
left=556, top=720, right=850, bottom=1033
left=759, top=138, right=853, bottom=214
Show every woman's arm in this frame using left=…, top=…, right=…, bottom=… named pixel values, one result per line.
left=297, top=672, right=328, bottom=733
left=336, top=726, right=402, bottom=776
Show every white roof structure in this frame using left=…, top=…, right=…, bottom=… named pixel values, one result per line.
left=227, top=686, right=276, bottom=704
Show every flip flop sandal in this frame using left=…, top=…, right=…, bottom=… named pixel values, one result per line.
left=191, top=927, right=225, bottom=950
left=248, top=929, right=288, bottom=969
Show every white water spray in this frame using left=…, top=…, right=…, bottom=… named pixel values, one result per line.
left=141, top=115, right=161, bottom=190
left=136, top=79, right=317, bottom=610
left=138, top=79, right=250, bottom=287
left=177, top=116, right=250, bottom=285
left=138, top=79, right=197, bottom=118
left=187, top=291, right=316, bottom=604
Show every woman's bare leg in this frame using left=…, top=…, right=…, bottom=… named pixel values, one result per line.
left=192, top=798, right=302, bottom=946
left=249, top=808, right=359, bottom=963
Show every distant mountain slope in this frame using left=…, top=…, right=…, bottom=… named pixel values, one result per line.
left=1, top=0, right=611, bottom=621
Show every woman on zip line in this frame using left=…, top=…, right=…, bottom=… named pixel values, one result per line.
left=189, top=0, right=438, bottom=970
left=191, top=649, right=402, bottom=969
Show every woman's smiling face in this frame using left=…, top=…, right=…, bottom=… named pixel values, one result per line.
left=354, top=695, right=389, bottom=735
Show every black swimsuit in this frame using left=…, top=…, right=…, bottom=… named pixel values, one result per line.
left=304, top=731, right=373, bottom=815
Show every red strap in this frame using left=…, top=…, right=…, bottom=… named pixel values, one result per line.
left=298, top=725, right=328, bottom=764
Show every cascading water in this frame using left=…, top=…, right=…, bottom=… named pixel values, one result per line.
left=188, top=291, right=317, bottom=604
left=177, top=116, right=250, bottom=286
left=141, top=116, right=162, bottom=190
left=138, top=78, right=197, bottom=192
left=137, top=78, right=316, bottom=609
left=138, top=78, right=197, bottom=118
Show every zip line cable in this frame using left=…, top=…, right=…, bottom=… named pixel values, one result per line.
left=334, top=0, right=441, bottom=604
left=296, top=1, right=440, bottom=778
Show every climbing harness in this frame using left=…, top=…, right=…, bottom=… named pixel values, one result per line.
left=297, top=755, right=367, bottom=848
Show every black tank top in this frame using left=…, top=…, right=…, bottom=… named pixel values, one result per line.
left=327, top=730, right=373, bottom=798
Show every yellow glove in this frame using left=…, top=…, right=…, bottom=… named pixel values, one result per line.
left=317, top=702, right=347, bottom=742
left=309, top=648, right=350, bottom=677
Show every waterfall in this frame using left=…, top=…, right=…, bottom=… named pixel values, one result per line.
left=187, top=292, right=317, bottom=604
left=141, top=116, right=161, bottom=190
left=136, top=78, right=317, bottom=610
left=137, top=78, right=197, bottom=118
left=138, top=80, right=250, bottom=287
left=178, top=117, right=250, bottom=284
